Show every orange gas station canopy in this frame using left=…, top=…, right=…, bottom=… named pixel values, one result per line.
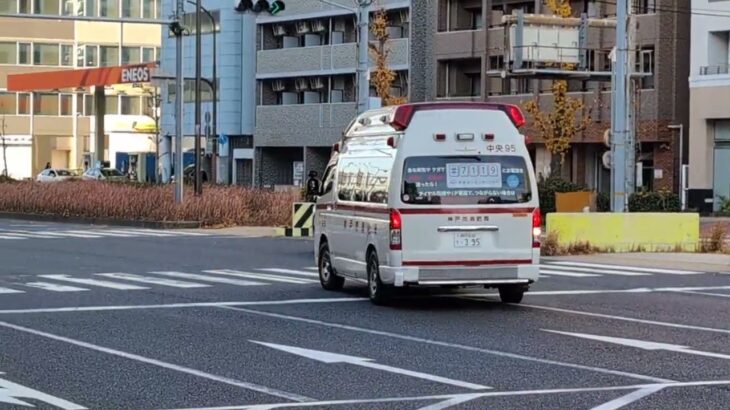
left=6, top=63, right=157, bottom=92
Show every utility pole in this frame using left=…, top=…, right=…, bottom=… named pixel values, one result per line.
left=194, top=0, right=203, bottom=195
left=610, top=0, right=630, bottom=212
left=356, top=0, right=372, bottom=114
left=173, top=0, right=185, bottom=203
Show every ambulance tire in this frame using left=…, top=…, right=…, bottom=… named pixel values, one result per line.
left=498, top=285, right=526, bottom=304
left=367, top=250, right=391, bottom=305
left=318, top=242, right=344, bottom=291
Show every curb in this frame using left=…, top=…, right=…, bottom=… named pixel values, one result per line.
left=274, top=227, right=313, bottom=237
left=0, top=212, right=202, bottom=229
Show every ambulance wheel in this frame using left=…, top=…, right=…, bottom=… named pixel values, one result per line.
left=367, top=250, right=391, bottom=305
left=498, top=285, right=526, bottom=304
left=319, top=242, right=344, bottom=291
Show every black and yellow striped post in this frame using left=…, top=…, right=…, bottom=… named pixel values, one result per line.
left=275, top=202, right=315, bottom=237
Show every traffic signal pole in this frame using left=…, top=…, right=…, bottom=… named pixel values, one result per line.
left=610, top=0, right=630, bottom=212
left=194, top=0, right=203, bottom=195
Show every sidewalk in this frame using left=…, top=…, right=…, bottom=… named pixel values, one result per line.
left=548, top=252, right=730, bottom=273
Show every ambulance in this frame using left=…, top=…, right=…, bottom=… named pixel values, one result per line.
left=313, top=102, right=541, bottom=305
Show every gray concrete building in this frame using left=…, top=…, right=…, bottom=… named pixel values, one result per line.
left=409, top=0, right=690, bottom=194
left=254, top=0, right=410, bottom=187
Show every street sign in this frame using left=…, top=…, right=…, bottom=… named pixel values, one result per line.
left=293, top=161, right=304, bottom=186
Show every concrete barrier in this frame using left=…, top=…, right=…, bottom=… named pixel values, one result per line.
left=546, top=213, right=700, bottom=252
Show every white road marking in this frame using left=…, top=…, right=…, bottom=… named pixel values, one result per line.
left=203, top=270, right=316, bottom=284
left=65, top=230, right=134, bottom=237
left=220, top=306, right=672, bottom=383
left=671, top=290, right=730, bottom=299
left=260, top=268, right=319, bottom=278
left=121, top=228, right=209, bottom=237
left=0, top=375, right=87, bottom=409
left=520, top=302, right=730, bottom=335
left=590, top=385, right=666, bottom=410
left=545, top=329, right=730, bottom=360
left=0, top=287, right=24, bottom=294
left=0, top=235, right=25, bottom=240
left=0, top=231, right=58, bottom=239
left=102, top=229, right=176, bottom=237
left=32, top=231, right=103, bottom=238
left=24, top=282, right=90, bottom=292
left=542, top=265, right=649, bottom=276
left=0, top=321, right=311, bottom=402
left=149, top=271, right=265, bottom=286
left=462, top=285, right=730, bottom=298
left=416, top=393, right=484, bottom=410
left=251, top=340, right=491, bottom=390
left=166, top=380, right=730, bottom=410
left=0, top=297, right=367, bottom=315
left=38, top=275, right=149, bottom=290
left=96, top=273, right=211, bottom=288
left=539, top=269, right=601, bottom=278
left=304, top=267, right=318, bottom=271
left=548, top=261, right=703, bottom=275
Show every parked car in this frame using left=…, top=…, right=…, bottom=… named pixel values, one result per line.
left=171, top=164, right=208, bottom=184
left=82, top=167, right=127, bottom=182
left=36, top=168, right=77, bottom=183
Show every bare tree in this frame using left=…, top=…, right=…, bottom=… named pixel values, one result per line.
left=145, top=88, right=162, bottom=183
left=0, top=115, right=8, bottom=178
left=369, top=8, right=407, bottom=106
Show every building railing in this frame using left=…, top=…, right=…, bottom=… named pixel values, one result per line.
left=700, top=65, right=730, bottom=76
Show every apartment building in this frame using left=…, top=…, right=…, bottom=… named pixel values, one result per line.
left=688, top=0, right=730, bottom=212
left=409, top=0, right=690, bottom=194
left=0, top=0, right=161, bottom=179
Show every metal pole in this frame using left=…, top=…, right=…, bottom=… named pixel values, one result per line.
left=356, top=0, right=372, bottom=114
left=610, top=0, right=629, bottom=212
left=194, top=0, right=202, bottom=195
left=174, top=0, right=184, bottom=203
left=211, top=11, right=217, bottom=185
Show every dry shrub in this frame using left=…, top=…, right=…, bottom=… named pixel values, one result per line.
left=700, top=223, right=727, bottom=253
left=541, top=231, right=563, bottom=256
left=0, top=181, right=299, bottom=227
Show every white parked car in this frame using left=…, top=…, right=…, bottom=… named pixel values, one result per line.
left=36, top=168, right=77, bottom=182
left=82, top=167, right=127, bottom=182
left=313, top=102, right=541, bottom=305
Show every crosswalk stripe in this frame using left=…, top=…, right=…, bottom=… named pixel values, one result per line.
left=260, top=268, right=319, bottom=278
left=24, top=282, right=90, bottom=292
left=38, top=275, right=149, bottom=290
left=0, top=235, right=27, bottom=240
left=102, top=229, right=176, bottom=237
left=541, top=264, right=649, bottom=276
left=0, top=231, right=59, bottom=239
left=548, top=261, right=702, bottom=275
left=304, top=267, right=318, bottom=271
left=66, top=230, right=135, bottom=238
left=121, top=229, right=208, bottom=237
left=203, top=270, right=317, bottom=284
left=149, top=271, right=266, bottom=286
left=539, top=269, right=601, bottom=278
left=34, top=231, right=103, bottom=238
left=96, top=273, right=211, bottom=288
left=0, top=286, right=24, bottom=294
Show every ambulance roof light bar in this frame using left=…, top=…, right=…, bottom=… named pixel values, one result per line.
left=389, top=102, right=526, bottom=131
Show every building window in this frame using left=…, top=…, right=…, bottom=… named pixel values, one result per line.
left=120, top=95, right=141, bottom=115
left=34, top=0, right=59, bottom=14
left=632, top=0, right=655, bottom=14
left=105, top=95, right=118, bottom=114
left=18, top=42, right=31, bottom=64
left=99, top=0, right=118, bottom=17
left=0, top=42, right=16, bottom=64
left=122, top=0, right=141, bottom=18
left=142, top=47, right=155, bottom=62
left=17, top=93, right=30, bottom=114
left=60, top=94, right=73, bottom=115
left=122, top=46, right=140, bottom=64
left=169, top=10, right=220, bottom=36
left=636, top=47, right=654, bottom=89
left=18, top=0, right=30, bottom=13
left=84, top=45, right=98, bottom=66
left=33, top=43, right=60, bottom=65
left=76, top=92, right=84, bottom=114
left=0, top=0, right=15, bottom=13
left=142, top=0, right=156, bottom=18
left=100, top=45, right=118, bottom=66
left=34, top=93, right=59, bottom=116
left=61, top=44, right=73, bottom=66
left=84, top=94, right=94, bottom=115
left=84, top=0, right=96, bottom=16
left=0, top=92, right=16, bottom=115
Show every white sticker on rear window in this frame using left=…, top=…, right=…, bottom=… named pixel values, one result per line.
left=446, top=163, right=502, bottom=189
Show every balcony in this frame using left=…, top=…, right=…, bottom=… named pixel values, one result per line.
left=700, top=65, right=730, bottom=76
left=255, top=103, right=357, bottom=147
left=257, top=38, right=409, bottom=77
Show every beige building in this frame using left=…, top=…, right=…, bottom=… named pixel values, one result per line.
left=0, top=0, right=160, bottom=179
left=689, top=0, right=730, bottom=212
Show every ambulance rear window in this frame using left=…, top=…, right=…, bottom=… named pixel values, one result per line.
left=402, top=155, right=532, bottom=205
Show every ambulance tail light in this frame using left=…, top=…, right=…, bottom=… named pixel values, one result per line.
left=389, top=209, right=402, bottom=250
left=504, top=104, right=526, bottom=128
left=532, top=208, right=542, bottom=248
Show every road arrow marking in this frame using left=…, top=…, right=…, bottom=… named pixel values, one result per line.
left=251, top=341, right=491, bottom=390
left=544, top=330, right=730, bottom=360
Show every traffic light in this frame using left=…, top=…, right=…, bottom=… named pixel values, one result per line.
left=234, top=0, right=285, bottom=14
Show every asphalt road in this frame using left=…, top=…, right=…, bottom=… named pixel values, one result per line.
left=0, top=219, right=729, bottom=409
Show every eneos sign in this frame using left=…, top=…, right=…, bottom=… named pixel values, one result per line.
left=121, top=66, right=150, bottom=83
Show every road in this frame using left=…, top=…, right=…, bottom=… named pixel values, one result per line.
left=0, top=219, right=728, bottom=409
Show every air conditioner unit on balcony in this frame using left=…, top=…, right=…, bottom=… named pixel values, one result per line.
left=295, top=21, right=311, bottom=35
left=311, top=20, right=326, bottom=33
left=399, top=10, right=409, bottom=24
left=309, top=77, right=325, bottom=90
left=272, top=24, right=287, bottom=37
left=271, top=79, right=286, bottom=92
left=295, top=78, right=309, bottom=91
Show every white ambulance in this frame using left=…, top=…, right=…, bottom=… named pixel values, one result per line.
left=313, top=102, right=541, bottom=305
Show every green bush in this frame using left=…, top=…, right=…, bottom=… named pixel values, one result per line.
left=597, top=192, right=611, bottom=212
left=537, top=175, right=586, bottom=214
left=718, top=196, right=730, bottom=215
left=628, top=190, right=680, bottom=212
